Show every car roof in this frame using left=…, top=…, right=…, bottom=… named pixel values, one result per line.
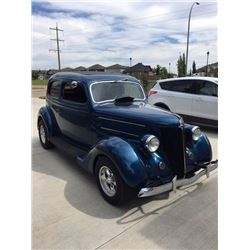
left=157, top=76, right=218, bottom=84
left=50, top=71, right=140, bottom=85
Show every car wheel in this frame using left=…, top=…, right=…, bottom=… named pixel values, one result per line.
left=38, top=119, right=53, bottom=149
left=95, top=156, right=134, bottom=205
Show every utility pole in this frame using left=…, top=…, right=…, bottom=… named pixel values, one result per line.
left=206, top=51, right=210, bottom=76
left=49, top=23, right=64, bottom=71
left=185, top=2, right=199, bottom=76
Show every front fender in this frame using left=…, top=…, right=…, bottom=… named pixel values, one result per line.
left=185, top=124, right=212, bottom=164
left=190, top=133, right=212, bottom=163
left=82, top=137, right=148, bottom=188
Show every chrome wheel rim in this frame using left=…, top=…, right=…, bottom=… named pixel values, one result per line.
left=39, top=124, right=46, bottom=144
left=99, top=166, right=117, bottom=197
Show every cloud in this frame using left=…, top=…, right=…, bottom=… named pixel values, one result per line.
left=32, top=0, right=217, bottom=72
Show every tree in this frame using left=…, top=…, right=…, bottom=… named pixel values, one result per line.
left=192, top=61, right=196, bottom=74
left=177, top=53, right=186, bottom=77
left=155, top=65, right=161, bottom=76
left=160, top=66, right=168, bottom=79
left=154, top=65, right=168, bottom=79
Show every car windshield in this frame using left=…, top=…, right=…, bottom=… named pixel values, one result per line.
left=91, top=81, right=145, bottom=103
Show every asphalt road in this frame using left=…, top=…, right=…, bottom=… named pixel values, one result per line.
left=32, top=98, right=218, bottom=250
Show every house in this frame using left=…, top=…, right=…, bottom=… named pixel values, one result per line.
left=74, top=66, right=87, bottom=72
left=123, top=62, right=155, bottom=80
left=32, top=70, right=47, bottom=80
left=61, top=67, right=73, bottom=72
left=105, top=64, right=128, bottom=74
left=88, top=64, right=105, bottom=72
left=195, top=62, right=218, bottom=77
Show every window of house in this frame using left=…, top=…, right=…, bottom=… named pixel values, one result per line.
left=62, top=81, right=86, bottom=103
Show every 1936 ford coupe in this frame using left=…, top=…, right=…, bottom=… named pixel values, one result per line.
left=38, top=72, right=217, bottom=205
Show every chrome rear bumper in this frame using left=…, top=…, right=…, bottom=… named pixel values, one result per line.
left=138, top=160, right=218, bottom=198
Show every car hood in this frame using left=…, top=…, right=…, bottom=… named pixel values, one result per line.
left=94, top=102, right=182, bottom=127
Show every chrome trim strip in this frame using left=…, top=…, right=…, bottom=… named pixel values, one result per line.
left=98, top=116, right=146, bottom=128
left=100, top=127, right=139, bottom=138
left=89, top=80, right=146, bottom=104
left=138, top=160, right=218, bottom=198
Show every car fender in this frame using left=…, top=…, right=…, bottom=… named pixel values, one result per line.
left=37, top=106, right=58, bottom=138
left=184, top=124, right=212, bottom=163
left=190, top=133, right=212, bottom=163
left=81, top=137, right=148, bottom=188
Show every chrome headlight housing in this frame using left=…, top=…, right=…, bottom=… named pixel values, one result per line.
left=192, top=126, right=202, bottom=141
left=144, top=135, right=160, bottom=152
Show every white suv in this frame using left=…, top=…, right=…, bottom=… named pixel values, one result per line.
left=148, top=77, right=218, bottom=127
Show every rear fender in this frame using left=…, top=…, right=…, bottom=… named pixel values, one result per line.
left=37, top=106, right=58, bottom=138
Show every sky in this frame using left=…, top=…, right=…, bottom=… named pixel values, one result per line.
left=32, top=0, right=217, bottom=73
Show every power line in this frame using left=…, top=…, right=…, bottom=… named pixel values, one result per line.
left=49, top=23, right=64, bottom=70
left=62, top=38, right=217, bottom=54
left=62, top=28, right=217, bottom=50
left=65, top=5, right=217, bottom=36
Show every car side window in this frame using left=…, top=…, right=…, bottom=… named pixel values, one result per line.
left=62, top=81, right=86, bottom=103
left=160, top=80, right=193, bottom=94
left=196, top=81, right=218, bottom=97
left=49, top=80, right=61, bottom=98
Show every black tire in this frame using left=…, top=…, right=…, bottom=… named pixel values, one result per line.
left=38, top=119, right=53, bottom=149
left=95, top=156, right=135, bottom=206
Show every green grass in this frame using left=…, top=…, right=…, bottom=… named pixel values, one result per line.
left=39, top=96, right=46, bottom=99
left=32, top=79, right=47, bottom=86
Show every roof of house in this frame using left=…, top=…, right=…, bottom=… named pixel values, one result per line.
left=61, top=67, right=73, bottom=71
left=74, top=66, right=87, bottom=71
left=196, top=62, right=218, bottom=72
left=88, top=64, right=105, bottom=70
left=123, top=63, right=152, bottom=73
left=106, top=64, right=128, bottom=70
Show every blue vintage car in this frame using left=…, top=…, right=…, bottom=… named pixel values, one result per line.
left=37, top=72, right=217, bottom=205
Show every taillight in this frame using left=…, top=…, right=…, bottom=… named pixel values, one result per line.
left=148, top=90, right=158, bottom=96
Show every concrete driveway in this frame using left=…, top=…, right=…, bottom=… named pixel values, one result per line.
left=32, top=98, right=218, bottom=250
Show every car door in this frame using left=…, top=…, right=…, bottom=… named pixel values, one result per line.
left=159, top=79, right=195, bottom=116
left=192, top=80, right=218, bottom=120
left=57, top=79, right=93, bottom=148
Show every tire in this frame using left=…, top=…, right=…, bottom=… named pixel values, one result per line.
left=95, top=156, right=135, bottom=206
left=38, top=119, right=53, bottom=149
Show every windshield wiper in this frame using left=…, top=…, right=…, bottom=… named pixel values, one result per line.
left=114, top=96, right=135, bottom=103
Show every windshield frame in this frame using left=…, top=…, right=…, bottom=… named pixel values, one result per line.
left=89, top=80, right=146, bottom=104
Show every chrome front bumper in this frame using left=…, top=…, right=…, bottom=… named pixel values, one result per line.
left=138, top=160, right=218, bottom=198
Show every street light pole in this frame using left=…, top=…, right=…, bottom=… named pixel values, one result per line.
left=206, top=51, right=210, bottom=76
left=185, top=2, right=199, bottom=76
left=169, top=62, right=171, bottom=75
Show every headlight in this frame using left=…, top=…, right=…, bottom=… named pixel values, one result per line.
left=192, top=126, right=202, bottom=141
left=145, top=135, right=160, bottom=152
